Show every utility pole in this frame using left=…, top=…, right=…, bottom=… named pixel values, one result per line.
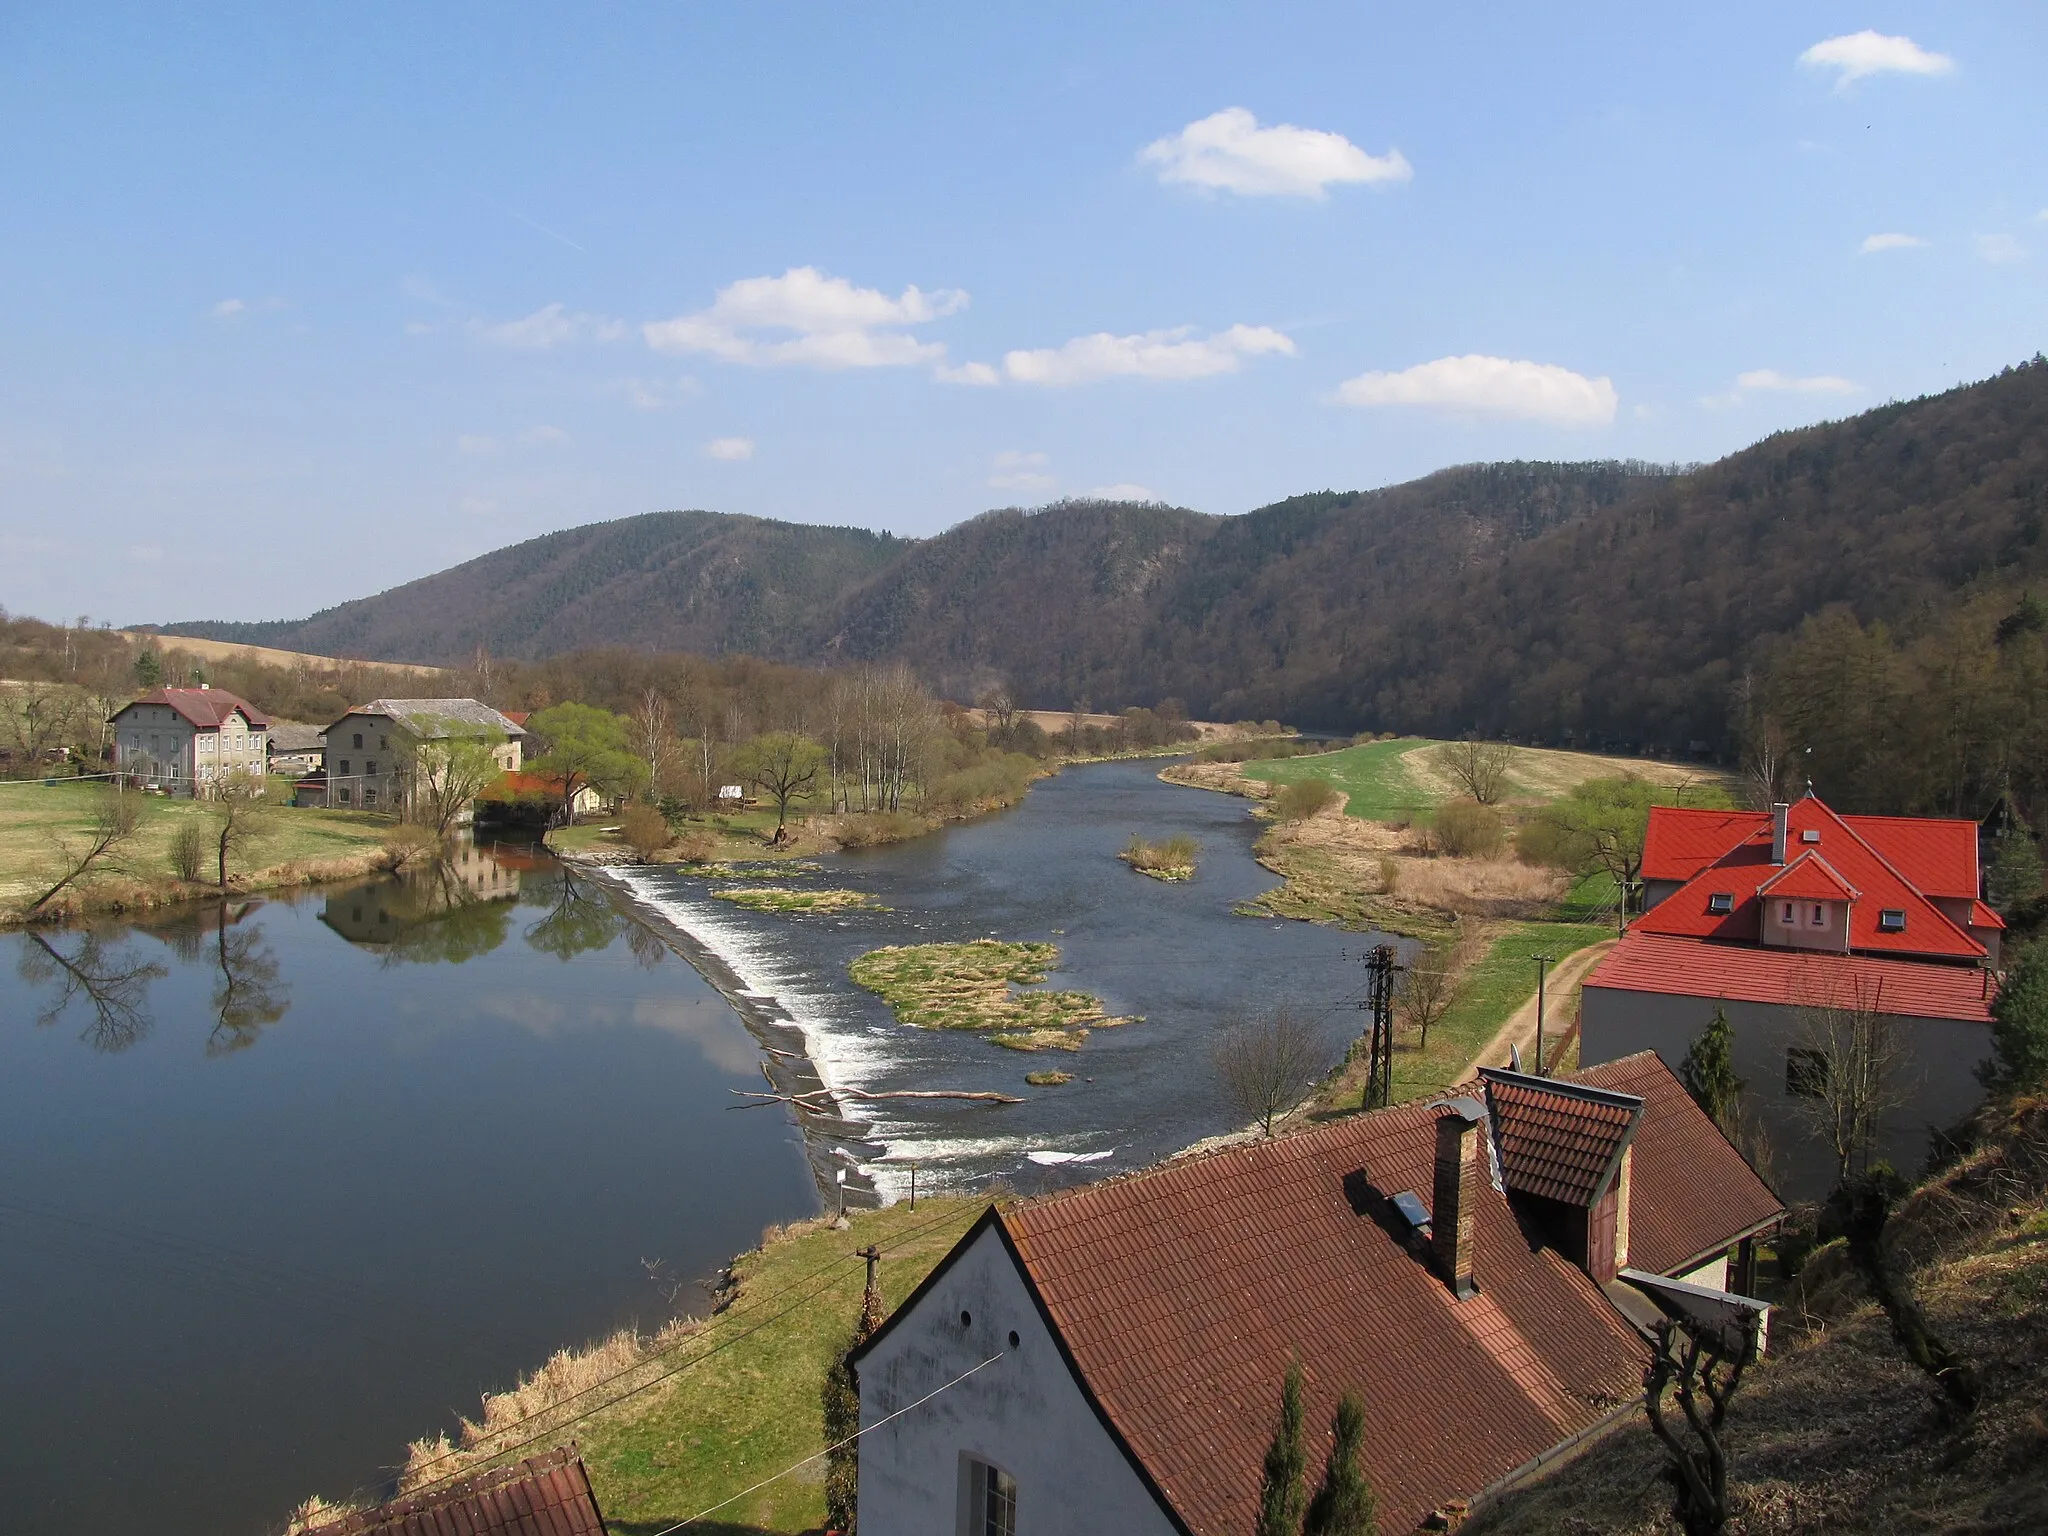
left=1361, top=944, right=1401, bottom=1110
left=1532, top=953, right=1555, bottom=1077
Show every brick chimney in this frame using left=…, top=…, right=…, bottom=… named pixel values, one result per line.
left=1770, top=802, right=1790, bottom=864
left=1432, top=1100, right=1484, bottom=1300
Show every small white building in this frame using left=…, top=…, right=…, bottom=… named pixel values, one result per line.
left=111, top=687, right=271, bottom=795
left=852, top=1055, right=1783, bottom=1536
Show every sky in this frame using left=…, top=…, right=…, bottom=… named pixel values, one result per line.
left=2, top=3, right=2044, bottom=627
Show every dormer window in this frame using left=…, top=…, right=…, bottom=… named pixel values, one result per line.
left=1878, top=909, right=1907, bottom=932
left=1707, top=892, right=1733, bottom=915
left=1810, top=903, right=1827, bottom=927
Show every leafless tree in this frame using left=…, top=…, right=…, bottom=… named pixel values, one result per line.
left=206, top=911, right=290, bottom=1056
left=1215, top=1006, right=1327, bottom=1137
left=1, top=681, right=84, bottom=778
left=1643, top=1312, right=1760, bottom=1536
left=19, top=930, right=167, bottom=1051
left=1397, top=950, right=1455, bottom=1052
left=29, top=785, right=141, bottom=913
left=978, top=683, right=1018, bottom=735
left=210, top=771, right=271, bottom=888
left=1792, top=982, right=1913, bottom=1189
left=1431, top=739, right=1517, bottom=804
left=626, top=686, right=681, bottom=798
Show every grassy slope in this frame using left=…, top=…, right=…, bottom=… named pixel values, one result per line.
left=0, top=779, right=391, bottom=910
left=1243, top=737, right=1431, bottom=819
left=1470, top=1100, right=2048, bottom=1535
left=510, top=1200, right=981, bottom=1535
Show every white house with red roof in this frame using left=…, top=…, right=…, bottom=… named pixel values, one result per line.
left=111, top=686, right=271, bottom=795
left=1582, top=792, right=2003, bottom=1197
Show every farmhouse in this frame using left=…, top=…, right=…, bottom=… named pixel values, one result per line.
left=308, top=698, right=522, bottom=813
left=110, top=686, right=270, bottom=795
left=852, top=1054, right=1780, bottom=1536
left=1582, top=793, right=2003, bottom=1198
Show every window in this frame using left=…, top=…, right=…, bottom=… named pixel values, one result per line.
left=337, top=787, right=351, bottom=805
left=1787, top=1047, right=1829, bottom=1098
left=366, top=760, right=377, bottom=776
left=364, top=788, right=378, bottom=805
left=963, top=1459, right=1017, bottom=1536
left=1878, top=909, right=1907, bottom=932
left=1779, top=901, right=1796, bottom=926
left=1801, top=829, right=1821, bottom=844
left=1707, top=892, right=1733, bottom=915
left=1810, top=903, right=1826, bottom=927
left=352, top=733, right=364, bottom=749
left=339, top=759, right=351, bottom=775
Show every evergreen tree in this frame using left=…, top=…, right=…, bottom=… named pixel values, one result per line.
left=822, top=1256, right=888, bottom=1534
left=1987, top=814, right=2044, bottom=915
left=1255, top=1359, right=1307, bottom=1536
left=1679, top=1005, right=1744, bottom=1130
left=132, top=648, right=162, bottom=688
left=1985, top=941, right=2048, bottom=1095
left=1303, top=1393, right=1376, bottom=1536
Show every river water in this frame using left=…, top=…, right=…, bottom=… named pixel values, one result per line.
left=0, top=761, right=1388, bottom=1535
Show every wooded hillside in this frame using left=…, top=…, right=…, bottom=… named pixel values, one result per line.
left=155, top=358, right=2048, bottom=772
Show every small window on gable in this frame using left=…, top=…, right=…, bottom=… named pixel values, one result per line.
left=1779, top=901, right=1797, bottom=925
left=1708, top=892, right=1733, bottom=915
left=1878, top=909, right=1907, bottom=932
left=1810, top=903, right=1826, bottom=927
left=1787, top=1047, right=1828, bottom=1098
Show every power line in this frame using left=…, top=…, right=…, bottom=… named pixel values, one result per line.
left=640, top=1349, right=1007, bottom=1535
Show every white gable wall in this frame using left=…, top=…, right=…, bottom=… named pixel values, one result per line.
left=857, top=1221, right=1181, bottom=1536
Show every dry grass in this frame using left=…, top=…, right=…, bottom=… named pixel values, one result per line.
left=1471, top=1097, right=2048, bottom=1536
left=1120, top=831, right=1200, bottom=880
left=1398, top=741, right=1721, bottom=807
left=711, top=887, right=885, bottom=914
left=1395, top=856, right=1567, bottom=919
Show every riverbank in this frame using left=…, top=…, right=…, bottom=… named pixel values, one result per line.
left=0, top=781, right=407, bottom=928
left=292, top=1198, right=985, bottom=1534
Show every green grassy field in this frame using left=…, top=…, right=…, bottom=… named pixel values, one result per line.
left=0, top=778, right=392, bottom=911
left=561, top=1200, right=982, bottom=1534
left=1242, top=737, right=1433, bottom=820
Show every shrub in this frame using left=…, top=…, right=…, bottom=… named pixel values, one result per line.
left=1431, top=799, right=1505, bottom=858
left=1377, top=856, right=1399, bottom=893
left=1514, top=815, right=1576, bottom=868
left=834, top=810, right=925, bottom=848
left=674, top=830, right=719, bottom=864
left=168, top=820, right=207, bottom=882
left=1986, top=940, right=2048, bottom=1093
left=1274, top=778, right=1339, bottom=821
left=380, top=824, right=439, bottom=868
left=619, top=802, right=672, bottom=859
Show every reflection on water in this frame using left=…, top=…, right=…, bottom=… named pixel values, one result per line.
left=0, top=837, right=816, bottom=1536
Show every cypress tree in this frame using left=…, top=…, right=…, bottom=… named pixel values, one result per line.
left=1303, top=1393, right=1376, bottom=1536
left=1680, top=1005, right=1743, bottom=1130
left=1254, top=1359, right=1307, bottom=1536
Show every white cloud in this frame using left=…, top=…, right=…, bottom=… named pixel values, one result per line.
left=703, top=436, right=755, bottom=461
left=1859, top=232, right=1928, bottom=253
left=1086, top=483, right=1160, bottom=503
left=2036, top=209, right=2048, bottom=225
left=473, top=303, right=626, bottom=349
left=1004, top=324, right=1294, bottom=386
left=1799, top=31, right=1954, bottom=90
left=1141, top=108, right=1412, bottom=198
left=456, top=434, right=501, bottom=456
left=1336, top=355, right=1617, bottom=426
left=989, top=450, right=1055, bottom=493
left=1978, top=233, right=2025, bottom=264
left=522, top=425, right=569, bottom=445
left=212, top=298, right=246, bottom=319
left=645, top=267, right=965, bottom=370
left=1735, top=369, right=1860, bottom=394
left=936, top=360, right=1001, bottom=387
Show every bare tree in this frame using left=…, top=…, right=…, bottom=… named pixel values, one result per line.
left=1215, top=1006, right=1327, bottom=1137
left=398, top=724, right=505, bottom=836
left=29, top=785, right=141, bottom=913
left=732, top=730, right=827, bottom=841
left=1396, top=950, right=1455, bottom=1052
left=1643, top=1312, right=1760, bottom=1536
left=210, top=772, right=271, bottom=888
left=19, top=930, right=167, bottom=1051
left=626, top=686, right=680, bottom=798
left=1, top=681, right=84, bottom=778
left=1792, top=982, right=1913, bottom=1189
left=1431, top=739, right=1516, bottom=804
left=206, top=912, right=291, bottom=1056
left=978, top=683, right=1018, bottom=736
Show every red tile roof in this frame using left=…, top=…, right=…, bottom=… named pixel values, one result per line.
left=1634, top=796, right=1984, bottom=961
left=118, top=686, right=271, bottom=730
left=1971, top=899, right=2006, bottom=932
left=1586, top=932, right=1996, bottom=1024
left=966, top=1053, right=1774, bottom=1536
left=1755, top=851, right=1860, bottom=903
left=1642, top=807, right=1769, bottom=884
left=328, top=1448, right=604, bottom=1536
left=1568, top=1054, right=1783, bottom=1274
left=1480, top=1072, right=1639, bottom=1206
left=1838, top=813, right=1980, bottom=899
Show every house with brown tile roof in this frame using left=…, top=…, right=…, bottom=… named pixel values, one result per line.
left=1583, top=792, right=2006, bottom=1199
left=324, top=1447, right=604, bottom=1536
left=110, top=686, right=271, bottom=796
left=851, top=1053, right=1780, bottom=1536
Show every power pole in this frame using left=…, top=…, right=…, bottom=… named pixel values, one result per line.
left=1361, top=944, right=1401, bottom=1110
left=1532, top=953, right=1554, bottom=1076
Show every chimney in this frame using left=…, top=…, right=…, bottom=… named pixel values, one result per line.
left=1601, top=1146, right=1634, bottom=1281
left=1432, top=1100, right=1484, bottom=1300
left=1770, top=802, right=1790, bottom=864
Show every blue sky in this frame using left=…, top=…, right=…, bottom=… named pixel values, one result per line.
left=2, top=3, right=2043, bottom=626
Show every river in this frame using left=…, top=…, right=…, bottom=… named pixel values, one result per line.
left=0, top=760, right=1390, bottom=1534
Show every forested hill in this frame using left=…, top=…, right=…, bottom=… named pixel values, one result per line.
left=160, top=358, right=2048, bottom=755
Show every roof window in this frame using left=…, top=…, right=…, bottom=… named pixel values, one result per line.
left=1878, top=909, right=1907, bottom=932
left=1707, top=892, right=1734, bottom=915
left=1801, top=829, right=1821, bottom=844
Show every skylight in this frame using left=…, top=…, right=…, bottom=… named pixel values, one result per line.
left=1708, top=892, right=1734, bottom=915
left=1878, top=909, right=1907, bottom=932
